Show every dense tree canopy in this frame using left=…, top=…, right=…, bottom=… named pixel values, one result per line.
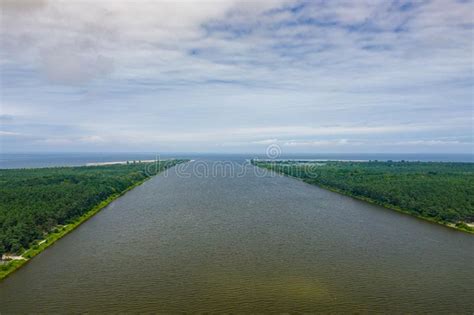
left=0, top=160, right=186, bottom=256
left=253, top=160, right=474, bottom=231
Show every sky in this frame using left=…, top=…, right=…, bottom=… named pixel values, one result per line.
left=0, top=0, right=473, bottom=154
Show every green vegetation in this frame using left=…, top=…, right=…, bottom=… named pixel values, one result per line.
left=0, top=160, right=187, bottom=279
left=253, top=160, right=474, bottom=233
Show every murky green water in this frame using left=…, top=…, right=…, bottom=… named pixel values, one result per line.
left=1, top=161, right=473, bottom=313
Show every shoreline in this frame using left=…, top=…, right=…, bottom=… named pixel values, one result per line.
left=257, top=165, right=474, bottom=235
left=86, top=159, right=161, bottom=166
left=0, top=174, right=156, bottom=281
left=311, top=181, right=474, bottom=234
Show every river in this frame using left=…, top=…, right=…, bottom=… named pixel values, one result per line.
left=1, top=160, right=473, bottom=312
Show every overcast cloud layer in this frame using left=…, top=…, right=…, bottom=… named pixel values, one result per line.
left=0, top=0, right=473, bottom=153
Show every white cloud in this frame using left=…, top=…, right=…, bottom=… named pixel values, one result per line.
left=284, top=139, right=353, bottom=147
left=79, top=135, right=105, bottom=143
left=0, top=0, right=472, bottom=153
left=0, top=130, right=21, bottom=136
left=251, top=138, right=279, bottom=145
left=34, top=138, right=74, bottom=145
left=393, top=140, right=464, bottom=146
left=41, top=50, right=114, bottom=85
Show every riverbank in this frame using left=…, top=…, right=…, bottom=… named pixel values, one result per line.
left=307, top=180, right=474, bottom=234
left=253, top=161, right=474, bottom=234
left=0, top=161, right=187, bottom=281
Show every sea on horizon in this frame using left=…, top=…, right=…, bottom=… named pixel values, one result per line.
left=0, top=152, right=472, bottom=169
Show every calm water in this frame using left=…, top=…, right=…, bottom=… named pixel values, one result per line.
left=1, top=160, right=473, bottom=313
left=0, top=152, right=472, bottom=168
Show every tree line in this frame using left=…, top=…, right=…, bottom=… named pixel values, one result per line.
left=253, top=160, right=474, bottom=232
left=0, top=160, right=186, bottom=257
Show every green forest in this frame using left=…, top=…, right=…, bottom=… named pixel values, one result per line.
left=0, top=160, right=186, bottom=258
left=253, top=160, right=474, bottom=232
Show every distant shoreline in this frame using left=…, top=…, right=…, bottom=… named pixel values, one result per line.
left=1, top=153, right=472, bottom=169
left=86, top=159, right=160, bottom=166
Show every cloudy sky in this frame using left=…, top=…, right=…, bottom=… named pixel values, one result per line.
left=0, top=0, right=472, bottom=154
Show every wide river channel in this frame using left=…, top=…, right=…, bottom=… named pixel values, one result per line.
left=1, top=160, right=473, bottom=313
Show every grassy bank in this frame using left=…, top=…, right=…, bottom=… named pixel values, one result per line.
left=305, top=180, right=473, bottom=234
left=1, top=189, right=130, bottom=280
left=253, top=160, right=474, bottom=234
left=0, top=160, right=187, bottom=281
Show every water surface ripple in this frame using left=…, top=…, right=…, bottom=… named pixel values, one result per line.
left=1, top=161, right=473, bottom=313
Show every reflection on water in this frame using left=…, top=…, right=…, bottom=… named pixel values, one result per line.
left=1, top=161, right=473, bottom=313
